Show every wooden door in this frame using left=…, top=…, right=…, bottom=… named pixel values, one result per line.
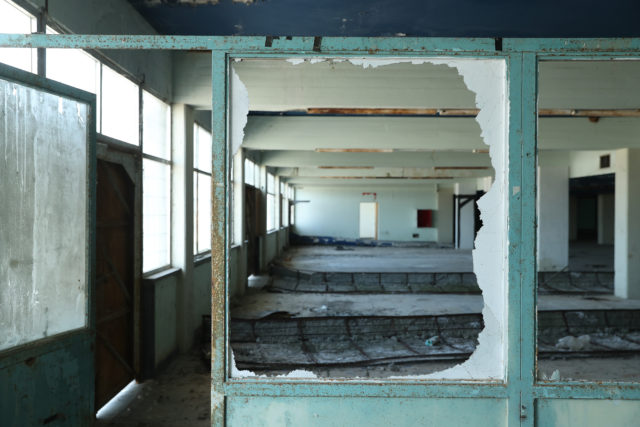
left=95, top=160, right=136, bottom=409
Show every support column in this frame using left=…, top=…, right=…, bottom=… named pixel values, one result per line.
left=437, top=185, right=454, bottom=245
left=231, top=149, right=247, bottom=298
left=597, top=193, right=614, bottom=245
left=455, top=181, right=476, bottom=249
left=536, top=163, right=569, bottom=271
left=615, top=148, right=640, bottom=299
left=171, top=104, right=195, bottom=352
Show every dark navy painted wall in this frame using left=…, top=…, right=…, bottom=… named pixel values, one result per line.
left=127, top=0, right=640, bottom=37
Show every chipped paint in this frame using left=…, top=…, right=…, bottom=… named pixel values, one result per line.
left=287, top=57, right=508, bottom=380
left=230, top=68, right=249, bottom=156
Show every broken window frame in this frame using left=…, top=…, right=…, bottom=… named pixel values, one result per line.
left=2, top=34, right=640, bottom=424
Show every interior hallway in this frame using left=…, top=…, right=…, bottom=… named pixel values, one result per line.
left=230, top=244, right=639, bottom=380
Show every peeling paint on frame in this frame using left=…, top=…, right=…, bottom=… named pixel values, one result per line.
left=229, top=56, right=508, bottom=381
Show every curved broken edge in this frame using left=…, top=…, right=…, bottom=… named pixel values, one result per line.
left=229, top=57, right=507, bottom=380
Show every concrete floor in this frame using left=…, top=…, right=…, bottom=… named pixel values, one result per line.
left=232, top=292, right=640, bottom=319
left=569, top=241, right=614, bottom=271
left=280, top=241, right=614, bottom=273
left=279, top=246, right=474, bottom=272
left=95, top=350, right=210, bottom=427
left=231, top=243, right=638, bottom=380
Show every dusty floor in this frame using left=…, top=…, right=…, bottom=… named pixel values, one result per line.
left=232, top=292, right=640, bottom=319
left=280, top=241, right=613, bottom=273
left=231, top=243, right=638, bottom=380
left=95, top=350, right=210, bottom=427
left=280, top=245, right=474, bottom=272
left=539, top=355, right=640, bottom=381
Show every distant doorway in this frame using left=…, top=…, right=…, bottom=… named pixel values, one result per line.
left=359, top=202, right=378, bottom=239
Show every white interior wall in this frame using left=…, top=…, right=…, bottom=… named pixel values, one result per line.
left=614, top=148, right=640, bottom=299
left=568, top=149, right=616, bottom=179
left=598, top=193, right=615, bottom=245
left=537, top=164, right=570, bottom=271
left=294, top=185, right=438, bottom=242
left=436, top=185, right=454, bottom=244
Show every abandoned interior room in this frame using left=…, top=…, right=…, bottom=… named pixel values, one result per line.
left=2, top=0, right=640, bottom=426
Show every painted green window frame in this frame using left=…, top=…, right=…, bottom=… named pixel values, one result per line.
left=2, top=35, right=640, bottom=426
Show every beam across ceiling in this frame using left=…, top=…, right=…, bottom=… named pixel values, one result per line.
left=257, top=150, right=492, bottom=168
left=243, top=116, right=640, bottom=152
left=275, top=166, right=493, bottom=179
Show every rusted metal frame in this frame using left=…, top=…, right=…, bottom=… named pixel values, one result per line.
left=520, top=52, right=538, bottom=427
left=210, top=50, right=228, bottom=427
left=503, top=38, right=640, bottom=53
left=0, top=34, right=498, bottom=53
left=505, top=52, right=527, bottom=427
left=223, top=51, right=512, bottom=405
left=532, top=53, right=640, bottom=400
left=223, top=380, right=508, bottom=398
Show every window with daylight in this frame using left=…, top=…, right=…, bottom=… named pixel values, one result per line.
left=282, top=183, right=289, bottom=227
left=266, top=172, right=276, bottom=231
left=142, top=91, right=171, bottom=273
left=46, top=27, right=101, bottom=132
left=194, top=123, right=212, bottom=254
left=102, top=65, right=139, bottom=145
left=0, top=0, right=36, bottom=73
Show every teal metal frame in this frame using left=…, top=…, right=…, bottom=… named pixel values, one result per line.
left=1, top=34, right=639, bottom=426
left=0, top=61, right=97, bottom=425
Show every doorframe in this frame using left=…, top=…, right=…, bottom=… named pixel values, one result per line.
left=95, top=139, right=143, bottom=384
left=3, top=35, right=640, bottom=426
left=0, top=61, right=97, bottom=424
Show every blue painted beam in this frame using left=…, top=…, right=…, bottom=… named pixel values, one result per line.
left=126, top=0, right=640, bottom=38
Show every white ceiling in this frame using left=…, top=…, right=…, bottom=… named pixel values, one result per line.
left=174, top=56, right=640, bottom=185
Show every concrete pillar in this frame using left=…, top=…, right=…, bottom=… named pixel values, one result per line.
left=455, top=181, right=476, bottom=249
left=437, top=185, right=454, bottom=245
left=232, top=149, right=245, bottom=246
left=597, top=193, right=614, bottom=245
left=537, top=164, right=569, bottom=271
left=171, top=104, right=195, bottom=352
left=614, top=148, right=640, bottom=299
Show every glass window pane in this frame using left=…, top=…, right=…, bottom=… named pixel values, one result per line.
left=267, top=194, right=275, bottom=231
left=194, top=124, right=212, bottom=173
left=267, top=173, right=275, bottom=194
left=0, top=0, right=37, bottom=73
left=143, top=90, right=171, bottom=159
left=45, top=26, right=101, bottom=132
left=1, top=79, right=88, bottom=350
left=46, top=49, right=99, bottom=95
left=102, top=65, right=139, bottom=145
left=244, top=158, right=254, bottom=186
left=143, top=159, right=170, bottom=272
left=282, top=196, right=289, bottom=227
left=197, top=172, right=211, bottom=253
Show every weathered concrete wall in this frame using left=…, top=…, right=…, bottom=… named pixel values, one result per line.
left=20, top=0, right=172, bottom=100
left=153, top=273, right=178, bottom=366
left=295, top=185, right=438, bottom=242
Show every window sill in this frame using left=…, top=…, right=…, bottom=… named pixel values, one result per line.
left=143, top=266, right=180, bottom=281
left=194, top=252, right=212, bottom=266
